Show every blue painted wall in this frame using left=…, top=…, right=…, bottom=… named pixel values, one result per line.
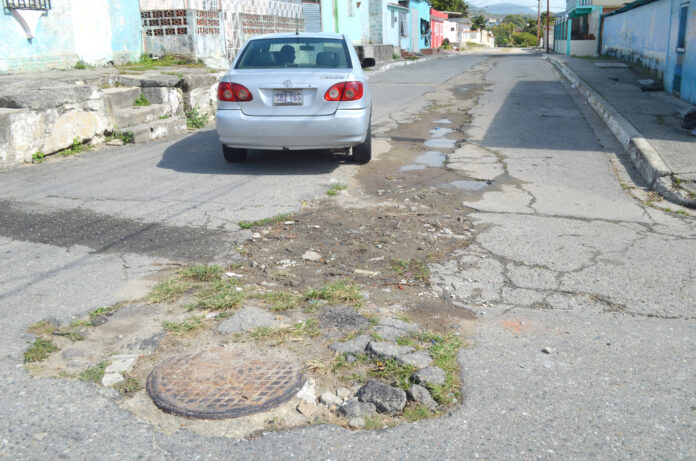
left=602, top=0, right=670, bottom=76
left=109, top=0, right=143, bottom=63
left=0, top=2, right=77, bottom=72
left=0, top=0, right=141, bottom=73
left=601, top=0, right=695, bottom=104
left=410, top=0, right=431, bottom=50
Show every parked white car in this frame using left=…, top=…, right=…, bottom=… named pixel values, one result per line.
left=215, top=33, right=375, bottom=163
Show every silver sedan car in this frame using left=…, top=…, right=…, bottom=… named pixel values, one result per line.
left=215, top=33, right=375, bottom=163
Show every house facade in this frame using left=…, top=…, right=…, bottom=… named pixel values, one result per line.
left=601, top=0, right=695, bottom=104
left=430, top=8, right=447, bottom=48
left=0, top=0, right=142, bottom=73
left=553, top=0, right=626, bottom=56
left=320, top=0, right=369, bottom=43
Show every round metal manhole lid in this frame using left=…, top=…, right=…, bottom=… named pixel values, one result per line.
left=146, top=348, right=305, bottom=419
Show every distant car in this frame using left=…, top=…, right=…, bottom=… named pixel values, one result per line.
left=215, top=33, right=375, bottom=163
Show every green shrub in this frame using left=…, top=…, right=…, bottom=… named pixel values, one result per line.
left=512, top=32, right=537, bottom=47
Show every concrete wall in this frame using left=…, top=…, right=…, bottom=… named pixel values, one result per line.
left=321, top=0, right=369, bottom=43
left=443, top=19, right=457, bottom=44
left=141, top=9, right=228, bottom=68
left=569, top=38, right=598, bottom=55
left=602, top=0, right=669, bottom=74
left=0, top=0, right=141, bottom=74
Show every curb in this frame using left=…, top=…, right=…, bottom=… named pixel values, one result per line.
left=370, top=52, right=459, bottom=75
left=545, top=56, right=673, bottom=189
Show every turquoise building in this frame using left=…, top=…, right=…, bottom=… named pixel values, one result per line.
left=321, top=0, right=370, bottom=43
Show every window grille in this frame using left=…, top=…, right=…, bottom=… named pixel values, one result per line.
left=4, top=0, right=51, bottom=9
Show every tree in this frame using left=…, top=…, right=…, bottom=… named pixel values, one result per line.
left=522, top=19, right=537, bottom=34
left=471, top=15, right=487, bottom=31
left=491, top=22, right=515, bottom=46
left=541, top=12, right=556, bottom=25
left=431, top=0, right=469, bottom=15
left=503, top=14, right=527, bottom=30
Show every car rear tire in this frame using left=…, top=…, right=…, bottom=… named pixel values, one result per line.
left=222, top=145, right=247, bottom=162
left=352, top=123, right=371, bottom=164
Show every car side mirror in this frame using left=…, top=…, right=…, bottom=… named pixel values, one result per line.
left=361, top=57, right=376, bottom=68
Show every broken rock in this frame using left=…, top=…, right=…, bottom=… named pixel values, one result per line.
left=302, top=250, right=322, bottom=262
left=412, top=366, right=447, bottom=386
left=396, top=350, right=433, bottom=368
left=329, top=334, right=370, bottom=355
left=356, top=380, right=407, bottom=415
left=337, top=400, right=377, bottom=419
left=407, top=384, right=439, bottom=410
left=366, top=341, right=414, bottom=360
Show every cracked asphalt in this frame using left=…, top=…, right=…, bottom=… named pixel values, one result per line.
left=0, top=50, right=694, bottom=459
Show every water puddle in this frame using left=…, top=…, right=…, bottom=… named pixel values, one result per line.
left=446, top=180, right=492, bottom=191
left=399, top=151, right=446, bottom=171
left=399, top=164, right=428, bottom=171
left=429, top=127, right=454, bottom=138
left=424, top=138, right=457, bottom=149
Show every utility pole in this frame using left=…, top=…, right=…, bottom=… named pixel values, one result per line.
left=536, top=0, right=542, bottom=48
left=546, top=0, right=550, bottom=53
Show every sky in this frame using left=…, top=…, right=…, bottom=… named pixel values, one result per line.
left=468, top=0, right=566, bottom=14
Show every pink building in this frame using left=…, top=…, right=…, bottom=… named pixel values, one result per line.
left=429, top=9, right=447, bottom=48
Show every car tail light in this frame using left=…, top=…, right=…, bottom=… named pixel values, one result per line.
left=218, top=82, right=253, bottom=102
left=324, top=82, right=364, bottom=101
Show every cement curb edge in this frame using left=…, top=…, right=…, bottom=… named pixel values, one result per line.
left=545, top=55, right=672, bottom=188
left=369, top=52, right=459, bottom=75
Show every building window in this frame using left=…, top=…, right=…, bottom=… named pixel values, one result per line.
left=3, top=0, right=50, bottom=9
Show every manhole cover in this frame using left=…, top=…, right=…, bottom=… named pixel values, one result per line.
left=146, top=348, right=305, bottom=419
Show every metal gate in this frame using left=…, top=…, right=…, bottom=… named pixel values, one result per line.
left=302, top=1, right=321, bottom=32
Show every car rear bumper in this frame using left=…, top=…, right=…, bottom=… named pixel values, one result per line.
left=215, top=108, right=370, bottom=150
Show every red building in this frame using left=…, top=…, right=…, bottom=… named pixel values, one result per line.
left=430, top=9, right=448, bottom=48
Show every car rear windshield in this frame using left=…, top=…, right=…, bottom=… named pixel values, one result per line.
left=235, top=37, right=352, bottom=69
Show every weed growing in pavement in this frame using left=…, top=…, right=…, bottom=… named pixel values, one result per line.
left=147, top=278, right=190, bottom=303
left=133, top=94, right=150, bottom=106
left=238, top=213, right=293, bottom=229
left=189, top=279, right=243, bottom=311
left=395, top=336, right=419, bottom=348
left=326, top=183, right=347, bottom=196
left=27, top=321, right=55, bottom=336
left=32, top=152, right=45, bottom=163
left=89, top=303, right=124, bottom=319
left=250, top=318, right=320, bottom=344
left=105, top=131, right=133, bottom=144
left=368, top=358, right=416, bottom=390
left=24, top=338, right=58, bottom=363
left=392, top=53, right=400, bottom=59
left=410, top=331, right=463, bottom=404
left=60, top=138, right=93, bottom=157
left=363, top=414, right=386, bottom=430
left=114, top=376, right=142, bottom=396
left=118, top=55, right=205, bottom=71
left=676, top=210, right=690, bottom=216
left=258, top=290, right=302, bottom=312
left=304, top=280, right=363, bottom=308
left=403, top=403, right=432, bottom=421
left=163, top=71, right=184, bottom=78
left=74, top=60, right=88, bottom=69
left=179, top=264, right=222, bottom=282
left=163, top=315, right=204, bottom=334
left=185, top=106, right=208, bottom=129
left=391, top=258, right=430, bottom=282
left=79, top=362, right=107, bottom=383
left=159, top=114, right=170, bottom=119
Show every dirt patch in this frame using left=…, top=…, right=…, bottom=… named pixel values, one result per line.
left=24, top=58, right=501, bottom=438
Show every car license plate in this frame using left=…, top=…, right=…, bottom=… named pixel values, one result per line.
left=273, top=90, right=303, bottom=105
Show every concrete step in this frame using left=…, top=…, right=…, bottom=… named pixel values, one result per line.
left=103, top=87, right=141, bottom=114
left=109, top=104, right=169, bottom=130
left=121, top=116, right=187, bottom=144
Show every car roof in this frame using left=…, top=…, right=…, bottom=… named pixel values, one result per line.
left=249, top=32, right=347, bottom=41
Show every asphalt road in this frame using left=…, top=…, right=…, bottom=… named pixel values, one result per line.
left=1, top=51, right=694, bottom=459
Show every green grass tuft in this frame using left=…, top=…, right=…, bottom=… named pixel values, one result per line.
left=79, top=361, right=107, bottom=383
left=24, top=338, right=58, bottom=363
left=238, top=213, right=293, bottom=229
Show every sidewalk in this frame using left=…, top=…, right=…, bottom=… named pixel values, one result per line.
left=546, top=54, right=696, bottom=207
